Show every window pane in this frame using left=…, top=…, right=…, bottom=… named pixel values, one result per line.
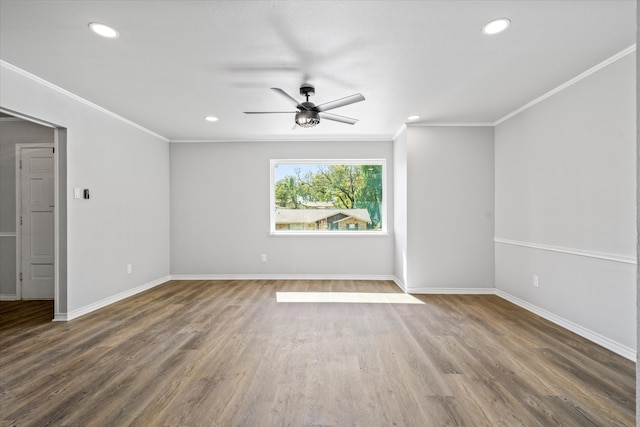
left=271, top=160, right=385, bottom=233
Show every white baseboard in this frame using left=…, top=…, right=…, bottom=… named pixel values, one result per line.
left=170, top=274, right=397, bottom=281
left=495, top=289, right=635, bottom=361
left=47, top=274, right=635, bottom=361
left=389, top=276, right=494, bottom=294
left=392, top=276, right=407, bottom=292
left=407, top=287, right=496, bottom=294
left=55, top=275, right=171, bottom=322
left=0, top=294, right=19, bottom=301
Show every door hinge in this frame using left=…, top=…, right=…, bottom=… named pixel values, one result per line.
left=52, top=147, right=55, bottom=154
left=19, top=159, right=22, bottom=169
left=20, top=216, right=22, bottom=226
left=19, top=272, right=23, bottom=282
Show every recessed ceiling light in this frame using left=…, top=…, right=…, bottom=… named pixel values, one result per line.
left=204, top=116, right=219, bottom=122
left=482, top=18, right=511, bottom=35
left=89, top=22, right=119, bottom=38
left=407, top=115, right=421, bottom=121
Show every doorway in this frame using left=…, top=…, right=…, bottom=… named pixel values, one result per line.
left=0, top=109, right=67, bottom=320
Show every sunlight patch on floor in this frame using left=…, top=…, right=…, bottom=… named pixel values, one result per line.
left=276, top=292, right=424, bottom=304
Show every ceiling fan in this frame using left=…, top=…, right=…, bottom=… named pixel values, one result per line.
left=244, top=84, right=365, bottom=128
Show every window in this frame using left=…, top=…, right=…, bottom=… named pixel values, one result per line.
left=271, top=159, right=386, bottom=234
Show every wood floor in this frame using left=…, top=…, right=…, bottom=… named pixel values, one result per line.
left=0, top=280, right=635, bottom=426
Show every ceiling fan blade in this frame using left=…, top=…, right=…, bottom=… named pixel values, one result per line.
left=271, top=88, right=306, bottom=109
left=318, top=112, right=358, bottom=125
left=243, top=111, right=297, bottom=114
left=315, top=93, right=365, bottom=112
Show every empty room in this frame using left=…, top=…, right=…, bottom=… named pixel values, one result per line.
left=0, top=1, right=637, bottom=425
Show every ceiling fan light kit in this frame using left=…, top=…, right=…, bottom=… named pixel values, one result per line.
left=244, top=83, right=365, bottom=128
left=295, top=110, right=320, bottom=128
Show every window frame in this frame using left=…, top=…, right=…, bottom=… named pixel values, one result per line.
left=270, top=159, right=387, bottom=236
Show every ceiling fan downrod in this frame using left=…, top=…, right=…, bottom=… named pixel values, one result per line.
left=300, top=83, right=315, bottom=102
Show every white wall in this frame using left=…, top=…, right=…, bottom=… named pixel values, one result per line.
left=495, top=52, right=636, bottom=355
left=0, top=62, right=171, bottom=317
left=393, top=127, right=408, bottom=288
left=401, top=126, right=495, bottom=292
left=170, top=140, right=394, bottom=277
left=0, top=118, right=54, bottom=297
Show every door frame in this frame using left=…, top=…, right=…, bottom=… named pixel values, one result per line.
left=15, top=142, right=55, bottom=300
left=2, top=106, right=67, bottom=320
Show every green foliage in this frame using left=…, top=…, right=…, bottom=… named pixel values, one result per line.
left=275, top=164, right=383, bottom=229
left=275, top=174, right=301, bottom=208
left=356, top=165, right=383, bottom=229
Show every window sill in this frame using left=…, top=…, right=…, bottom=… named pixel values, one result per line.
left=269, top=231, right=390, bottom=237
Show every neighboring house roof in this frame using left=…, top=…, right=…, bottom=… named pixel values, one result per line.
left=275, top=208, right=371, bottom=224
left=300, top=201, right=335, bottom=208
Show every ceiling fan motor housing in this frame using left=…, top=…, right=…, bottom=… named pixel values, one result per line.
left=300, top=84, right=315, bottom=97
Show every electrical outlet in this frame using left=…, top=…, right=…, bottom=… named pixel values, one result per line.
left=261, top=254, right=267, bottom=262
left=533, top=275, right=539, bottom=288
left=127, top=264, right=132, bottom=274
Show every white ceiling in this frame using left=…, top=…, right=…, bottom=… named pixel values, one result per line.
left=0, top=0, right=636, bottom=141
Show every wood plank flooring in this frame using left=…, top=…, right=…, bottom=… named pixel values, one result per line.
left=0, top=300, right=53, bottom=332
left=0, top=280, right=635, bottom=426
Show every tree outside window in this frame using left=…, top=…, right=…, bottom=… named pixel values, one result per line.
left=271, top=160, right=386, bottom=233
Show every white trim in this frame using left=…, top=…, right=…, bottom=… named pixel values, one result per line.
left=495, top=289, right=636, bottom=361
left=0, top=232, right=17, bottom=237
left=269, top=231, right=390, bottom=237
left=53, top=312, right=69, bottom=321
left=53, top=129, right=60, bottom=319
left=54, top=275, right=171, bottom=322
left=0, top=294, right=19, bottom=301
left=493, top=44, right=637, bottom=126
left=169, top=136, right=394, bottom=144
left=15, top=145, right=21, bottom=300
left=170, top=274, right=397, bottom=281
left=408, top=122, right=494, bottom=127
left=270, top=158, right=387, bottom=235
left=0, top=108, right=58, bottom=128
left=392, top=276, right=407, bottom=293
left=0, top=60, right=170, bottom=142
left=494, top=237, right=636, bottom=265
left=406, top=287, right=496, bottom=295
left=392, top=124, right=406, bottom=142
left=48, top=274, right=635, bottom=361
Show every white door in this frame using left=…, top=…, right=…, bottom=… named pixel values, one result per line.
left=20, top=147, right=55, bottom=299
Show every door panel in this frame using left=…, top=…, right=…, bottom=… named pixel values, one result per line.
left=21, top=147, right=54, bottom=299
left=30, top=211, right=54, bottom=255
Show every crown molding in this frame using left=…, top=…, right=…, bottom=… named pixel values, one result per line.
left=493, top=44, right=637, bottom=126
left=403, top=44, right=636, bottom=129
left=169, top=136, right=394, bottom=143
left=3, top=43, right=635, bottom=140
left=407, top=122, right=494, bottom=127
left=391, top=124, right=407, bottom=141
left=1, top=60, right=170, bottom=142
